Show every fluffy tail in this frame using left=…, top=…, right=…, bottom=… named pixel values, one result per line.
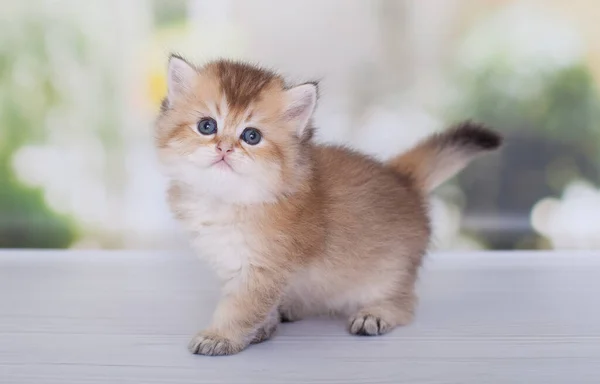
left=387, top=121, right=502, bottom=193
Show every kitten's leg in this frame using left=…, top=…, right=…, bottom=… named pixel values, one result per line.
left=278, top=299, right=305, bottom=323
left=348, top=292, right=416, bottom=336
left=189, top=267, right=285, bottom=356
left=251, top=306, right=280, bottom=344
left=278, top=289, right=311, bottom=323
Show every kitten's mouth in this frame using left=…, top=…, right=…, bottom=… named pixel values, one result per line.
left=211, top=157, right=234, bottom=171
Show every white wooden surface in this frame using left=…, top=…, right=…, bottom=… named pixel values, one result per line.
left=1, top=250, right=599, bottom=384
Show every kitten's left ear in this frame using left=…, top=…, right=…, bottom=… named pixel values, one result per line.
left=283, top=83, right=318, bottom=136
left=167, top=55, right=197, bottom=104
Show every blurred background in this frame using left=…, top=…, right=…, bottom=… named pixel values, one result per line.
left=2, top=0, right=600, bottom=251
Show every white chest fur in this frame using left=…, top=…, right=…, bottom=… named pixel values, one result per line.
left=174, top=197, right=253, bottom=282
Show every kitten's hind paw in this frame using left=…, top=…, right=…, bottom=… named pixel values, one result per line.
left=348, top=313, right=396, bottom=336
left=348, top=303, right=413, bottom=336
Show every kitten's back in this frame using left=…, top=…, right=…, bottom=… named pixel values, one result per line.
left=313, top=144, right=430, bottom=256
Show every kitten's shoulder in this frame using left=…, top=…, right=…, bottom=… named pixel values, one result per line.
left=166, top=181, right=192, bottom=220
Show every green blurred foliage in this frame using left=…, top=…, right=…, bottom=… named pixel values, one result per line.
left=0, top=18, right=77, bottom=248
left=448, top=59, right=600, bottom=249
left=452, top=64, right=600, bottom=150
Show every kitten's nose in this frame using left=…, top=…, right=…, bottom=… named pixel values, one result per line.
left=216, top=142, right=234, bottom=155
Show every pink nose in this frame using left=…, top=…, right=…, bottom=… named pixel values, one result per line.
left=216, top=143, right=233, bottom=154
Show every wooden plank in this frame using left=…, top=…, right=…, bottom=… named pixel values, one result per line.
left=0, top=250, right=599, bottom=383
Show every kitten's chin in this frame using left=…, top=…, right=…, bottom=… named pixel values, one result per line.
left=169, top=164, right=280, bottom=204
left=206, top=173, right=281, bottom=204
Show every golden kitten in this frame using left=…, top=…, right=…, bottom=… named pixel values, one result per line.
left=154, top=55, right=501, bottom=356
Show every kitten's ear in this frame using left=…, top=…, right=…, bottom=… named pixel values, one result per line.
left=283, top=83, right=317, bottom=136
left=167, top=55, right=196, bottom=103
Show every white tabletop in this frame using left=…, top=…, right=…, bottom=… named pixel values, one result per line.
left=1, top=250, right=599, bottom=384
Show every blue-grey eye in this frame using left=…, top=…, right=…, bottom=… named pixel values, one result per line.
left=241, top=128, right=262, bottom=145
left=197, top=118, right=217, bottom=135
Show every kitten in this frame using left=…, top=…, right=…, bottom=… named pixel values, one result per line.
left=154, top=55, right=501, bottom=356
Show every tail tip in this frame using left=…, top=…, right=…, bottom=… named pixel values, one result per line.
left=446, top=121, right=503, bottom=152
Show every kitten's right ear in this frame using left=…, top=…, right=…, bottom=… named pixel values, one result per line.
left=167, top=55, right=196, bottom=104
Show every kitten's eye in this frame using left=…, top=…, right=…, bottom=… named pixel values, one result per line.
left=241, top=128, right=262, bottom=145
left=197, top=118, right=217, bottom=135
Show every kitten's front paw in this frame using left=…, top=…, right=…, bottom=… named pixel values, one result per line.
left=188, top=332, right=245, bottom=356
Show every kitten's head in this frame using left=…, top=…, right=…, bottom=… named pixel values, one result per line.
left=155, top=56, right=318, bottom=204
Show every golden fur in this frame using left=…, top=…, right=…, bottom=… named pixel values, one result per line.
left=154, top=56, right=502, bottom=356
